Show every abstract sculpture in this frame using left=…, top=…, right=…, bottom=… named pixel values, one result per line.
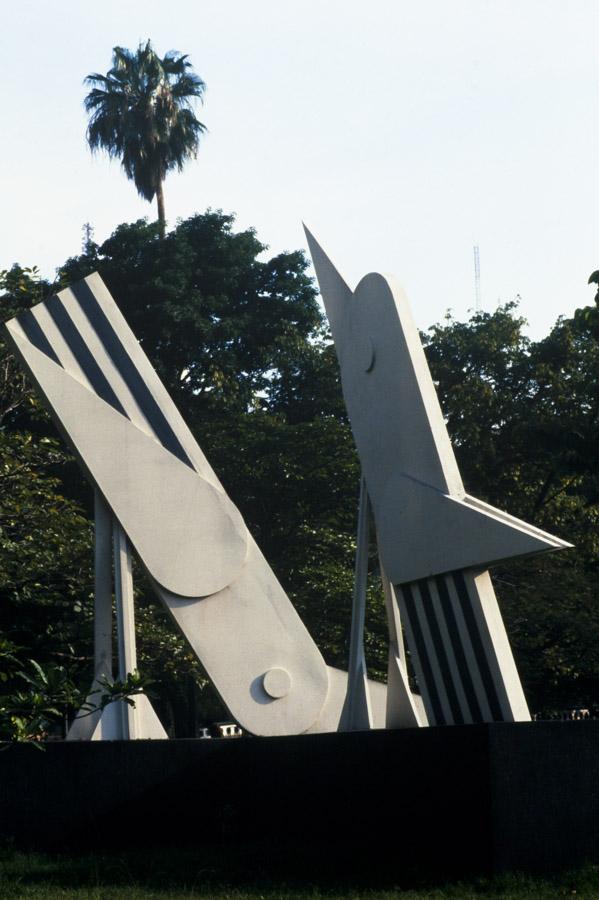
left=4, top=236, right=569, bottom=738
left=4, top=273, right=383, bottom=738
left=304, top=227, right=570, bottom=729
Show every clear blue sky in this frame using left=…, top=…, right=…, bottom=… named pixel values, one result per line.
left=2, top=0, right=599, bottom=337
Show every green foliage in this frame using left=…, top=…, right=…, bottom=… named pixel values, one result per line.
left=0, top=654, right=81, bottom=743
left=0, top=648, right=155, bottom=743
left=0, top=267, right=48, bottom=425
left=2, top=847, right=599, bottom=897
left=60, top=211, right=324, bottom=422
left=0, top=430, right=94, bottom=665
left=89, top=670, right=154, bottom=711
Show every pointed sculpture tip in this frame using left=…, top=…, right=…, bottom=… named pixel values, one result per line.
left=302, top=222, right=320, bottom=253
left=302, top=222, right=331, bottom=260
left=459, top=493, right=574, bottom=561
left=301, top=223, right=353, bottom=304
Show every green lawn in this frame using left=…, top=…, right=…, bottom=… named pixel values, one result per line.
left=0, top=849, right=596, bottom=899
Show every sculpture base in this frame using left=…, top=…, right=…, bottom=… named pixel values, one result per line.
left=1, top=722, right=598, bottom=877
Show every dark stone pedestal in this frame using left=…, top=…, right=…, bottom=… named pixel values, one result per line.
left=1, top=722, right=598, bottom=877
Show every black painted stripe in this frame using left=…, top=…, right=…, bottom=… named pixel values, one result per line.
left=17, top=309, right=62, bottom=366
left=452, top=571, right=503, bottom=721
left=418, top=579, right=464, bottom=725
left=402, top=583, right=446, bottom=726
left=435, top=575, right=483, bottom=724
left=45, top=296, right=127, bottom=417
left=72, top=280, right=194, bottom=470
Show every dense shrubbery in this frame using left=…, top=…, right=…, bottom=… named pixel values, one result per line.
left=1, top=211, right=598, bottom=736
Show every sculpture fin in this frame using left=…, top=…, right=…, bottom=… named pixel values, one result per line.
left=376, top=473, right=572, bottom=585
left=303, top=224, right=353, bottom=348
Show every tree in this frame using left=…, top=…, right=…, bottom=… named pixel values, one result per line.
left=60, top=212, right=325, bottom=426
left=84, top=41, right=206, bottom=238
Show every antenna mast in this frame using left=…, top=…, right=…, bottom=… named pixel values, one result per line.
left=473, top=244, right=481, bottom=311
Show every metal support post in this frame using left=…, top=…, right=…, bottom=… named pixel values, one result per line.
left=94, top=491, right=113, bottom=681
left=381, top=562, right=423, bottom=728
left=339, top=475, right=373, bottom=731
left=113, top=521, right=138, bottom=739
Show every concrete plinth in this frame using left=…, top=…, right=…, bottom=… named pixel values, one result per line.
left=1, top=723, right=598, bottom=877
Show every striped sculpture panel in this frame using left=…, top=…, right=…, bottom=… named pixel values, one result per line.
left=398, top=570, right=527, bottom=726
left=16, top=280, right=200, bottom=467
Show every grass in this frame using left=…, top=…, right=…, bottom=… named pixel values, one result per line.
left=0, top=848, right=597, bottom=899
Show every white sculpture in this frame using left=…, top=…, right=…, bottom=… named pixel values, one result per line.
left=4, top=240, right=569, bottom=738
left=4, top=273, right=384, bottom=737
left=303, top=226, right=570, bottom=728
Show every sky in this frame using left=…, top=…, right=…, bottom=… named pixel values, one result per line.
left=2, top=0, right=599, bottom=337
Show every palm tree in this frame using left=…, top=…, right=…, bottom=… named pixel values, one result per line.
left=84, top=41, right=206, bottom=238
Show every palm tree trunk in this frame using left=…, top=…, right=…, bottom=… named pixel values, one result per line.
left=156, top=180, right=166, bottom=239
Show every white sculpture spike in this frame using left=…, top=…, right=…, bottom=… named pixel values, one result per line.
left=304, top=226, right=571, bottom=726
